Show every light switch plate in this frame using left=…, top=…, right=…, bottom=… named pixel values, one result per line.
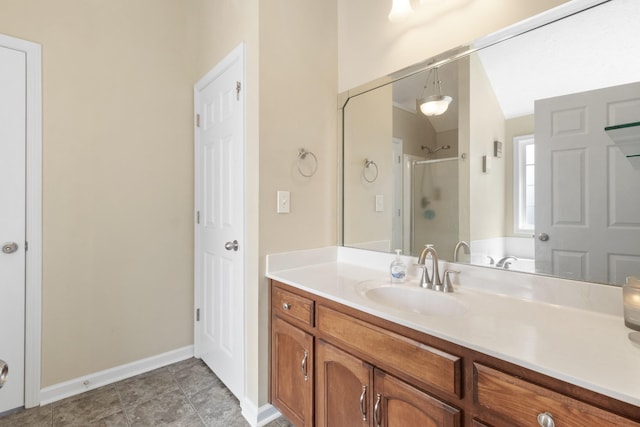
left=375, top=195, right=384, bottom=212
left=277, top=191, right=290, bottom=214
left=482, top=155, right=491, bottom=173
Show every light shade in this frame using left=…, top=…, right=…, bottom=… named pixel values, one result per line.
left=388, top=0, right=413, bottom=22
left=419, top=95, right=452, bottom=116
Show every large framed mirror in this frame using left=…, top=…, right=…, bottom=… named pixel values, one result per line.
left=340, top=0, right=640, bottom=286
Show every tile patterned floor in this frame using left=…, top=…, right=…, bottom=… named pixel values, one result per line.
left=0, top=358, right=293, bottom=427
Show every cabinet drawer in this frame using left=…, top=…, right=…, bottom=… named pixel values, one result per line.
left=318, top=305, right=462, bottom=397
left=272, top=286, right=314, bottom=327
left=474, top=363, right=640, bottom=427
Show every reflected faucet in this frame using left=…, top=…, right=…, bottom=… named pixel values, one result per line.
left=453, top=241, right=470, bottom=262
left=496, top=256, right=518, bottom=268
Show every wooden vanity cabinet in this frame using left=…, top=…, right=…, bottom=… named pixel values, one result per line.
left=374, top=369, right=461, bottom=427
left=271, top=316, right=314, bottom=427
left=270, top=280, right=640, bottom=427
left=316, top=340, right=374, bottom=426
left=474, top=363, right=640, bottom=427
left=316, top=340, right=460, bottom=427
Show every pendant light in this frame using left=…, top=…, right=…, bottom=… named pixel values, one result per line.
left=388, top=0, right=414, bottom=23
left=418, top=67, right=452, bottom=116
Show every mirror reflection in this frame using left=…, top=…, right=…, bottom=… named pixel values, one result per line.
left=342, top=0, right=640, bottom=286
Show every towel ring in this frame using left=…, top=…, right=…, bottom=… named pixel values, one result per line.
left=363, top=158, right=378, bottom=183
left=297, top=148, right=318, bottom=177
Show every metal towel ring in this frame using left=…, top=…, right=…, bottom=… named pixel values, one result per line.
left=363, top=159, right=378, bottom=183
left=297, top=148, right=318, bottom=177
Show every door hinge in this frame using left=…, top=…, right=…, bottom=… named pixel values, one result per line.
left=196, top=211, right=200, bottom=224
left=236, top=81, right=241, bottom=100
left=25, top=241, right=28, bottom=251
left=196, top=114, right=200, bottom=127
left=196, top=308, right=200, bottom=322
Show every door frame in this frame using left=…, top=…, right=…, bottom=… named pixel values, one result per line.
left=193, top=42, right=246, bottom=398
left=0, top=33, right=42, bottom=408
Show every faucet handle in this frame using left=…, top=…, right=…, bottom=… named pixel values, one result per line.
left=414, top=264, right=429, bottom=288
left=443, top=270, right=460, bottom=292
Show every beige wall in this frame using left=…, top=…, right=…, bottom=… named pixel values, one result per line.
left=0, top=0, right=266, bottom=406
left=338, top=0, right=572, bottom=91
left=0, top=0, right=200, bottom=387
left=393, top=106, right=436, bottom=157
left=343, top=85, right=393, bottom=248
left=258, top=0, right=338, bottom=404
left=468, top=54, right=506, bottom=241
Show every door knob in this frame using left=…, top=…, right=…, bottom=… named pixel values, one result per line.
left=224, top=240, right=239, bottom=251
left=0, top=359, right=8, bottom=389
left=538, top=233, right=549, bottom=242
left=2, top=242, right=18, bottom=254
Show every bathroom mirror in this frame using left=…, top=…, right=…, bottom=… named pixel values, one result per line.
left=341, top=0, right=640, bottom=286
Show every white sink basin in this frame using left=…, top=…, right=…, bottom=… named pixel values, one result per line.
left=356, top=280, right=467, bottom=317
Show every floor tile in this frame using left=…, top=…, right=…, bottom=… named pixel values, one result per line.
left=52, top=385, right=122, bottom=426
left=0, top=404, right=52, bottom=427
left=125, top=388, right=203, bottom=426
left=117, top=367, right=180, bottom=407
left=173, top=361, right=222, bottom=397
left=0, top=358, right=255, bottom=427
left=90, top=410, right=129, bottom=427
left=188, top=384, right=237, bottom=425
left=167, top=358, right=204, bottom=374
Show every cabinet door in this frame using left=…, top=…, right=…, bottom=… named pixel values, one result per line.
left=316, top=340, right=374, bottom=427
left=373, top=369, right=460, bottom=427
left=271, top=317, right=314, bottom=427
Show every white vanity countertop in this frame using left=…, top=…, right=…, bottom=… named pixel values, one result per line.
left=266, top=247, right=640, bottom=407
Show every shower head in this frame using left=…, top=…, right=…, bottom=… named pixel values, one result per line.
left=421, top=145, right=451, bottom=154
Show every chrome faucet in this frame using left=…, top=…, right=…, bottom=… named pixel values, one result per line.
left=496, top=256, right=518, bottom=268
left=416, top=245, right=441, bottom=289
left=453, top=241, right=470, bottom=262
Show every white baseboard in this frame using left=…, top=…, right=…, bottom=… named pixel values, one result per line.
left=39, top=345, right=194, bottom=405
left=241, top=399, right=282, bottom=427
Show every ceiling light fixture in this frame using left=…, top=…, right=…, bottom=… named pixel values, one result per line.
left=388, top=0, right=414, bottom=23
left=418, top=67, right=452, bottom=116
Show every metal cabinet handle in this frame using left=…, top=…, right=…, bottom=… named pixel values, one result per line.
left=373, top=393, right=382, bottom=427
left=282, top=303, right=291, bottom=311
left=224, top=240, right=239, bottom=251
left=537, top=412, right=555, bottom=427
left=0, top=359, right=8, bottom=389
left=359, top=385, right=367, bottom=421
left=301, top=350, right=309, bottom=381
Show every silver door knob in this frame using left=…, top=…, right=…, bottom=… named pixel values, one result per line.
left=0, top=359, right=8, bottom=389
left=224, top=240, right=239, bottom=251
left=2, top=242, right=18, bottom=254
left=538, top=233, right=549, bottom=242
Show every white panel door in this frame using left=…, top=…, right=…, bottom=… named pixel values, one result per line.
left=535, top=82, right=640, bottom=284
left=0, top=45, right=26, bottom=413
left=194, top=45, right=245, bottom=400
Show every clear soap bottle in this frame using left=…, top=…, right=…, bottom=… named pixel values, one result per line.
left=390, top=249, right=407, bottom=283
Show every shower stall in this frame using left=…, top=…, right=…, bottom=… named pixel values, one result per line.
left=407, top=156, right=459, bottom=257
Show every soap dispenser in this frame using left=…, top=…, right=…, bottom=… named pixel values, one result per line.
left=390, top=249, right=407, bottom=283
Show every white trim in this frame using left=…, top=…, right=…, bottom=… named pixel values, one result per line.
left=240, top=400, right=281, bottom=427
left=39, top=346, right=194, bottom=406
left=0, top=33, right=42, bottom=409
